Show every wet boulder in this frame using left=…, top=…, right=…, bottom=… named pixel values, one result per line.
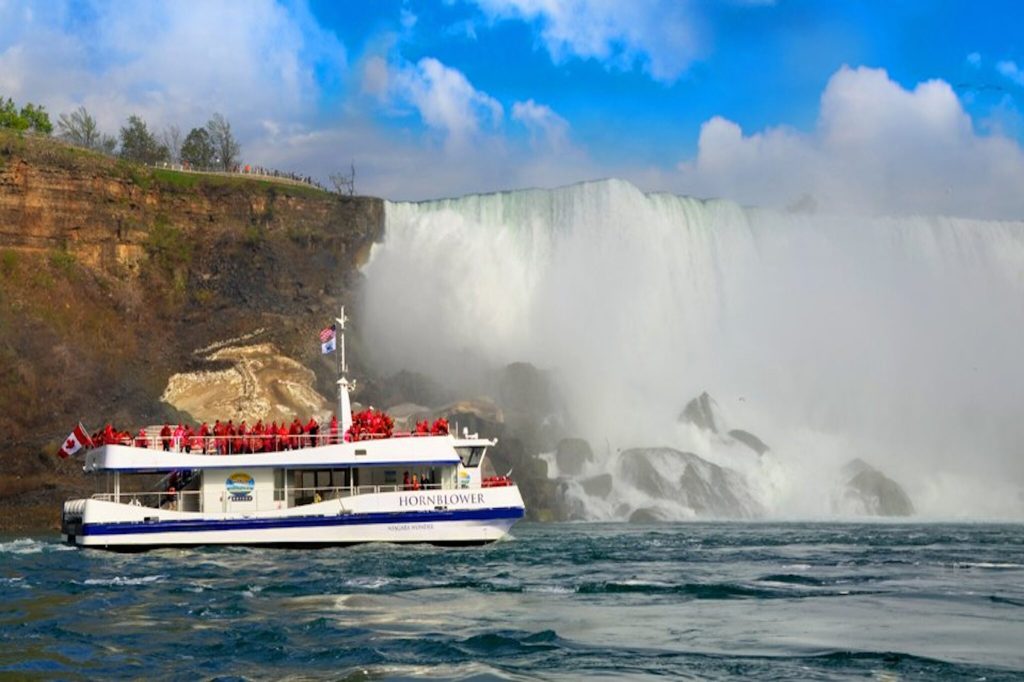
left=678, top=391, right=720, bottom=433
left=728, top=429, right=770, bottom=456
left=839, top=459, right=914, bottom=517
left=435, top=397, right=504, bottom=437
left=618, top=447, right=762, bottom=518
left=628, top=507, right=673, bottom=524
left=555, top=438, right=593, bottom=476
left=384, top=402, right=431, bottom=432
left=579, top=473, right=613, bottom=499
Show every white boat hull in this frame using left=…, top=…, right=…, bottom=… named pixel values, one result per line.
left=62, top=487, right=525, bottom=550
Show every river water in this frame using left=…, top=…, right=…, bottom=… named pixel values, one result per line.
left=2, top=522, right=1022, bottom=680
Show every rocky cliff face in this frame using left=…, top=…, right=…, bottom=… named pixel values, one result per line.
left=0, top=131, right=383, bottom=530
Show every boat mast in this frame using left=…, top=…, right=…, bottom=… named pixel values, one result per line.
left=336, top=305, right=353, bottom=434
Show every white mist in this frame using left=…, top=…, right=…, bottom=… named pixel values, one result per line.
left=361, top=179, right=1024, bottom=519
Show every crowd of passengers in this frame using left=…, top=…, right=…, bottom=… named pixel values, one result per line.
left=93, top=416, right=340, bottom=454
left=90, top=414, right=451, bottom=455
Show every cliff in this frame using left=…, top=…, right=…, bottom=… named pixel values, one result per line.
left=0, top=131, right=384, bottom=530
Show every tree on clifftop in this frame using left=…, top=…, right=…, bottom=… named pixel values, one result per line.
left=206, top=113, right=240, bottom=171
left=57, top=106, right=117, bottom=153
left=180, top=127, right=215, bottom=168
left=119, top=114, right=168, bottom=165
left=0, top=97, right=53, bottom=134
left=161, top=124, right=183, bottom=164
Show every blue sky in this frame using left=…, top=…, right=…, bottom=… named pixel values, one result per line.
left=1, top=0, right=1023, bottom=214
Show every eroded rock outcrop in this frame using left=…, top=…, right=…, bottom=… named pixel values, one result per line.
left=162, top=343, right=332, bottom=423
left=837, top=459, right=914, bottom=517
left=618, top=447, right=763, bottom=519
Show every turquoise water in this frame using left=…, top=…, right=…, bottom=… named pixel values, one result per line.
left=2, top=523, right=1023, bottom=680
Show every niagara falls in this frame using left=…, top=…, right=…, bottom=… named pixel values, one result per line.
left=362, top=179, right=1024, bottom=521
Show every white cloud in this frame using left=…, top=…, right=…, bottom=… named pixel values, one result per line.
left=511, top=98, right=569, bottom=147
left=966, top=51, right=981, bottom=68
left=470, top=0, right=701, bottom=83
left=675, top=65, right=1024, bottom=219
left=388, top=57, right=503, bottom=148
left=0, top=0, right=344, bottom=140
left=997, top=60, right=1024, bottom=86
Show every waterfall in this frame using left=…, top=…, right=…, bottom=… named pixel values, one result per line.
left=361, top=179, right=1024, bottom=519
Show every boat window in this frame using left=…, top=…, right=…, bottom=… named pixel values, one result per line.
left=455, top=446, right=486, bottom=468
left=355, top=449, right=367, bottom=456
left=316, top=471, right=331, bottom=488
left=274, top=470, right=285, bottom=501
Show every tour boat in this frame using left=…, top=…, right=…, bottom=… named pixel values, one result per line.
left=60, top=311, right=525, bottom=550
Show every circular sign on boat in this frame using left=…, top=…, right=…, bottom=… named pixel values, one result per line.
left=226, top=472, right=255, bottom=495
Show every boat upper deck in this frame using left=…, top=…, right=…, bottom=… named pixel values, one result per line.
left=82, top=434, right=491, bottom=473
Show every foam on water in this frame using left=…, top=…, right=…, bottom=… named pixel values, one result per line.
left=79, top=575, right=168, bottom=587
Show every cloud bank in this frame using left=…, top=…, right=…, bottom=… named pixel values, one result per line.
left=2, top=2, right=1024, bottom=219
left=470, top=0, right=703, bottom=82
left=675, top=66, right=1024, bottom=219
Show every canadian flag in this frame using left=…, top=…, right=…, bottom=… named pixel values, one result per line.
left=58, top=423, right=93, bottom=459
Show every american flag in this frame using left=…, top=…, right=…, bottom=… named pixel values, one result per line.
left=319, top=324, right=336, bottom=343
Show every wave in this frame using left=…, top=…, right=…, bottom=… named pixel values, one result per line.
left=573, top=579, right=879, bottom=599
left=0, top=538, right=75, bottom=554
left=78, top=575, right=167, bottom=587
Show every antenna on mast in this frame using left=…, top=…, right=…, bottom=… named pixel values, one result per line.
left=336, top=305, right=353, bottom=435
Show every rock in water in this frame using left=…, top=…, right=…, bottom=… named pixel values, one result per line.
left=556, top=438, right=593, bottom=476
left=618, top=447, right=762, bottom=519
left=678, top=392, right=719, bottom=432
left=579, top=473, right=613, bottom=499
left=840, top=459, right=914, bottom=516
left=628, top=507, right=673, bottom=524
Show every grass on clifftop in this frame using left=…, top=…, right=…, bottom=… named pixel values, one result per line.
left=0, top=129, right=333, bottom=200
left=152, top=168, right=332, bottom=199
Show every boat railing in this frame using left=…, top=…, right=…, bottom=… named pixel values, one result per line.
left=89, top=482, right=452, bottom=512
left=92, top=430, right=449, bottom=455
left=91, top=490, right=202, bottom=512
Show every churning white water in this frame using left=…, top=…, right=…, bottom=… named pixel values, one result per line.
left=361, top=179, right=1024, bottom=519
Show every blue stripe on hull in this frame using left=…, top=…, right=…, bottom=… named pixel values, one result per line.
left=80, top=506, right=525, bottom=537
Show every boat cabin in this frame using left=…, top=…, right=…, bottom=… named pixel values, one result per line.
left=82, top=435, right=495, bottom=514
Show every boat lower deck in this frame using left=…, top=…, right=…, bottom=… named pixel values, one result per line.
left=62, top=497, right=525, bottom=551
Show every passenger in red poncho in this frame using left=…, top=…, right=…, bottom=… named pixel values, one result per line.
left=183, top=424, right=195, bottom=453
left=252, top=420, right=264, bottom=453
left=305, top=417, right=319, bottom=446
left=267, top=421, right=278, bottom=452
left=160, top=423, right=171, bottom=451
left=289, top=418, right=303, bottom=449
left=278, top=422, right=290, bottom=450
left=135, top=428, right=148, bottom=449
left=329, top=414, right=339, bottom=444
left=198, top=422, right=210, bottom=454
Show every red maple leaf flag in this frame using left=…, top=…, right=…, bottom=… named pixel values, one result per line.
left=58, top=423, right=94, bottom=459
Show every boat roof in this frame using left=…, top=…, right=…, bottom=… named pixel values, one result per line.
left=83, top=435, right=491, bottom=473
